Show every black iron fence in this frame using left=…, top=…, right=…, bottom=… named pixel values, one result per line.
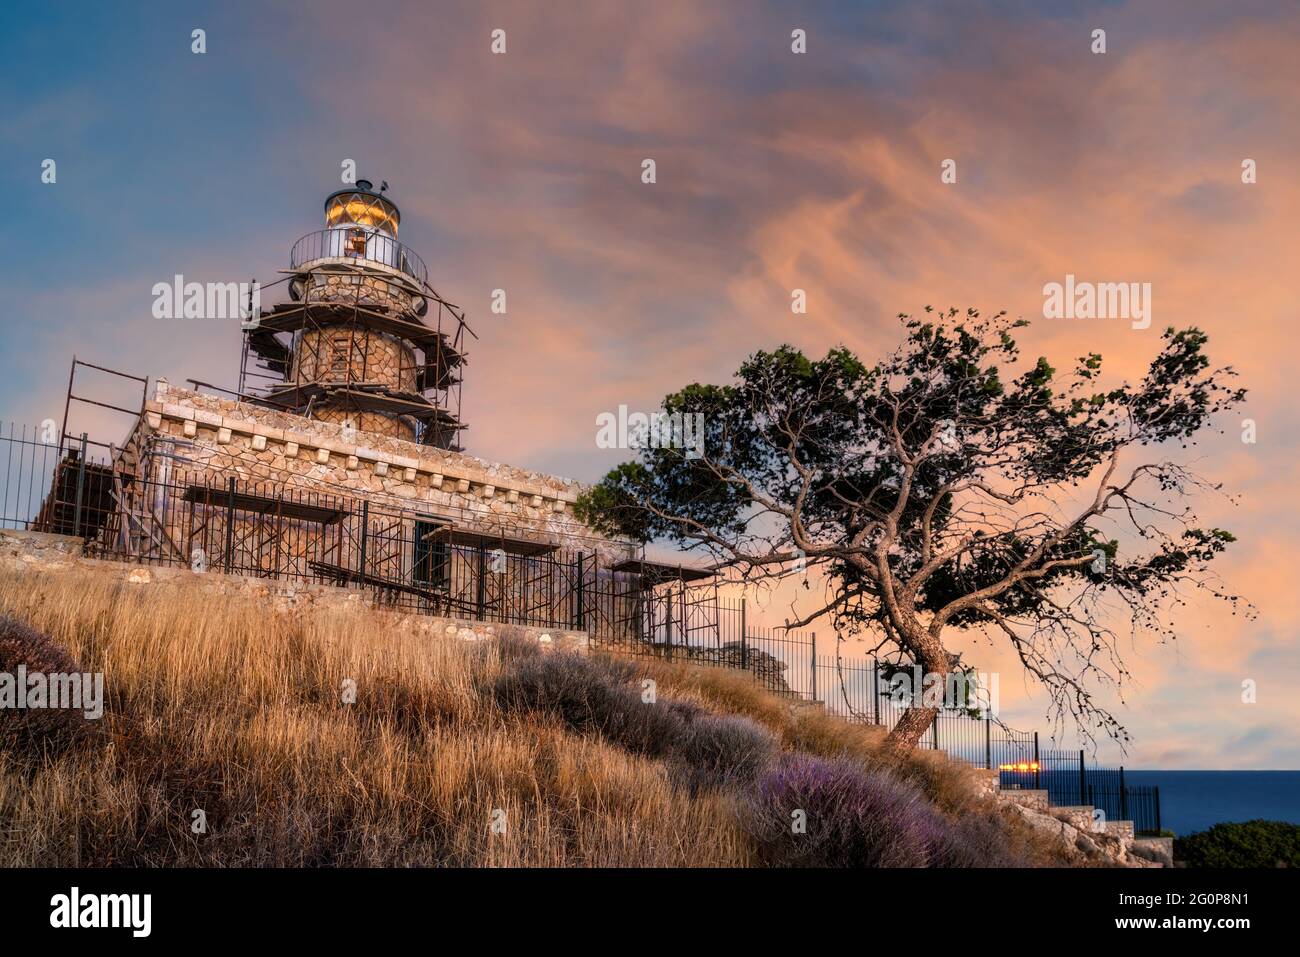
left=87, top=466, right=621, bottom=629
left=0, top=421, right=1159, bottom=825
left=810, top=652, right=1038, bottom=767
left=1, top=422, right=77, bottom=533
left=998, top=748, right=1163, bottom=834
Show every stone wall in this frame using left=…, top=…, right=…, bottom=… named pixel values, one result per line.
left=291, top=324, right=421, bottom=440
left=294, top=327, right=418, bottom=392
left=309, top=270, right=411, bottom=313
left=0, top=528, right=84, bottom=564
left=139, top=383, right=633, bottom=563
left=313, top=408, right=416, bottom=442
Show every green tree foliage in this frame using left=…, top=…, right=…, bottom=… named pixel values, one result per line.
left=578, top=309, right=1248, bottom=750
left=1175, top=820, right=1300, bottom=868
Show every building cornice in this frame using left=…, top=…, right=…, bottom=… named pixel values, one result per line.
left=146, top=382, right=582, bottom=512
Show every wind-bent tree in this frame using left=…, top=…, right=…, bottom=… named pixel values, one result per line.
left=577, top=309, right=1248, bottom=754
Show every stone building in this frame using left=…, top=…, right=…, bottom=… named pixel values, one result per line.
left=72, top=180, right=659, bottom=631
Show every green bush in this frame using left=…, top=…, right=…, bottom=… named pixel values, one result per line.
left=1174, top=820, right=1300, bottom=868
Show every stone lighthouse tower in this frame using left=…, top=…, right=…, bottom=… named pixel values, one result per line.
left=241, top=179, right=467, bottom=449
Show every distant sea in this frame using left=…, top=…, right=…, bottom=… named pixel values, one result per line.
left=1123, top=771, right=1300, bottom=836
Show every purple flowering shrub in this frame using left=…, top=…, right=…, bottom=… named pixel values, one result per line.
left=747, top=754, right=954, bottom=867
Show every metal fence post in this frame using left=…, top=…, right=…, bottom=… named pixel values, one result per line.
left=1033, top=732, right=1040, bottom=789
left=871, top=662, right=880, bottom=726
left=475, top=545, right=487, bottom=620
left=932, top=716, right=939, bottom=750
left=1154, top=786, right=1162, bottom=834
left=1119, top=766, right=1128, bottom=820
left=739, top=598, right=748, bottom=669
left=357, top=500, right=369, bottom=588
left=224, top=476, right=236, bottom=573
left=984, top=715, right=992, bottom=770
left=575, top=552, right=585, bottom=629
left=1079, top=749, right=1087, bottom=805
left=810, top=632, right=817, bottom=701
left=591, top=553, right=599, bottom=636
left=664, top=587, right=674, bottom=661
left=72, top=433, right=88, bottom=537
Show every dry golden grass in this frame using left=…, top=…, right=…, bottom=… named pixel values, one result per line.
left=0, top=561, right=1075, bottom=867
left=0, top=563, right=751, bottom=867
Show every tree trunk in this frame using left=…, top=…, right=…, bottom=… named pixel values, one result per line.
left=882, top=703, right=938, bottom=755
left=881, top=637, right=953, bottom=756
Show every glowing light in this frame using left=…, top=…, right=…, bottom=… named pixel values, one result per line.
left=997, top=761, right=1040, bottom=772
left=326, top=194, right=399, bottom=234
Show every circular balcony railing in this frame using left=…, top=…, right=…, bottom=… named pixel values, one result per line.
left=290, top=229, right=428, bottom=286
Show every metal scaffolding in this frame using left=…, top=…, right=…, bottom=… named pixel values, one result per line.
left=238, top=261, right=473, bottom=450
